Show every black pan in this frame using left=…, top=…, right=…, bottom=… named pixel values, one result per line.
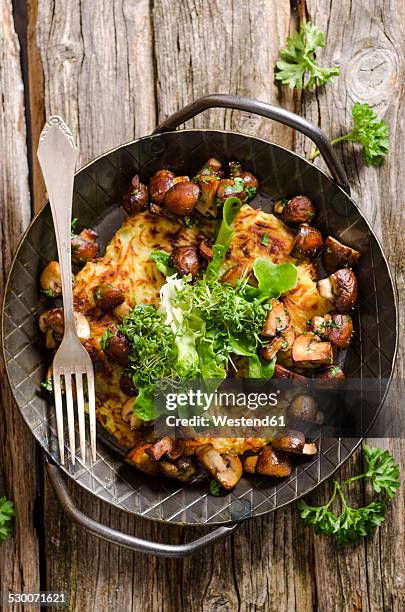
left=2, top=95, right=397, bottom=557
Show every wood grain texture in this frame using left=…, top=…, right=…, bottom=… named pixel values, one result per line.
left=0, top=0, right=39, bottom=602
left=2, top=0, right=404, bottom=610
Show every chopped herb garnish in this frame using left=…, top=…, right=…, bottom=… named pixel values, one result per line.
left=261, top=233, right=270, bottom=246
left=41, top=378, right=53, bottom=393
left=245, top=185, right=257, bottom=199
left=100, top=329, right=114, bottom=350
left=209, top=479, right=221, bottom=496
left=71, top=217, right=78, bottom=236
left=41, top=288, right=55, bottom=298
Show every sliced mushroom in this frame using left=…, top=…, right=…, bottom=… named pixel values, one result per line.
left=40, top=261, right=62, bottom=297
left=149, top=169, right=175, bottom=205
left=170, top=245, right=200, bottom=278
left=311, top=312, right=353, bottom=349
left=104, top=329, right=130, bottom=367
left=121, top=398, right=142, bottom=430
left=195, top=444, right=243, bottom=490
left=292, top=223, right=323, bottom=259
left=272, top=429, right=305, bottom=453
left=158, top=457, right=197, bottom=483
left=302, top=442, right=317, bottom=456
left=289, top=395, right=324, bottom=424
left=39, top=307, right=89, bottom=349
left=220, top=264, right=245, bottom=287
left=292, top=333, right=333, bottom=368
left=278, top=326, right=295, bottom=354
left=198, top=238, right=213, bottom=261
left=273, top=364, right=308, bottom=381
left=317, top=268, right=358, bottom=313
left=242, top=453, right=259, bottom=474
left=122, top=175, right=148, bottom=215
left=195, top=175, right=221, bottom=217
left=113, top=301, right=132, bottom=321
left=74, top=312, right=91, bottom=341
left=119, top=371, right=137, bottom=396
left=261, top=299, right=290, bottom=338
left=274, top=195, right=316, bottom=224
left=315, top=365, right=346, bottom=380
left=323, top=236, right=361, bottom=273
left=126, top=443, right=160, bottom=476
left=71, top=228, right=99, bottom=264
left=93, top=284, right=125, bottom=311
left=164, top=181, right=200, bottom=216
left=256, top=445, right=292, bottom=477
left=259, top=336, right=286, bottom=361
left=146, top=437, right=175, bottom=461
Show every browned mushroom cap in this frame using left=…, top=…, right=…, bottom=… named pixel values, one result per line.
left=220, top=264, right=245, bottom=286
left=39, top=308, right=64, bottom=345
left=119, top=370, right=137, bottom=396
left=146, top=437, right=175, bottom=461
left=164, top=181, right=200, bottom=216
left=323, top=236, right=361, bottom=273
left=317, top=268, right=358, bottom=313
left=149, top=169, right=175, bottom=205
left=126, top=443, right=160, bottom=476
left=195, top=444, right=243, bottom=490
left=229, top=161, right=242, bottom=177
left=93, top=284, right=125, bottom=311
left=198, top=238, right=213, bottom=261
left=40, top=261, right=62, bottom=297
left=173, top=175, right=190, bottom=185
left=259, top=336, right=286, bottom=361
left=121, top=398, right=142, bottom=430
left=289, top=395, right=323, bottom=424
left=228, top=162, right=259, bottom=198
left=272, top=429, right=305, bottom=453
left=104, top=329, right=130, bottom=367
left=273, top=364, right=308, bottom=381
left=198, top=158, right=223, bottom=177
left=274, top=195, right=316, bottom=224
left=71, top=229, right=99, bottom=264
left=292, top=223, right=323, bottom=259
left=159, top=457, right=197, bottom=482
left=261, top=299, right=290, bottom=338
left=216, top=178, right=247, bottom=207
left=310, top=314, right=332, bottom=339
left=170, top=245, right=200, bottom=278
left=256, top=445, right=292, bottom=477
left=242, top=453, right=259, bottom=474
left=292, top=333, right=333, bottom=368
left=328, top=313, right=354, bottom=349
left=315, top=365, right=346, bottom=380
left=122, top=175, right=148, bottom=215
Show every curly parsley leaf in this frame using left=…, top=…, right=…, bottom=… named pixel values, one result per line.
left=0, top=497, right=15, bottom=542
left=298, top=446, right=399, bottom=545
left=310, top=102, right=389, bottom=166
left=100, top=329, right=114, bottom=351
left=209, top=479, right=221, bottom=496
left=275, top=21, right=340, bottom=90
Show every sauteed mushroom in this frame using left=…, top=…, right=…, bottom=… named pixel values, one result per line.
left=273, top=364, right=308, bottom=381
left=198, top=158, right=223, bottom=177
left=195, top=444, right=243, bottom=490
left=39, top=308, right=90, bottom=349
left=317, top=268, right=358, bottom=313
left=242, top=453, right=259, bottom=474
left=93, top=284, right=125, bottom=311
left=274, top=195, right=316, bottom=224
left=289, top=394, right=323, bottom=424
left=316, top=365, right=346, bottom=380
left=292, top=223, right=323, bottom=259
left=261, top=299, right=290, bottom=337
left=121, top=398, right=142, bottom=430
left=119, top=370, right=137, bottom=396
left=311, top=313, right=353, bottom=349
left=71, top=228, right=99, bottom=264
left=256, top=445, right=292, bottom=477
left=164, top=181, right=200, bottom=216
left=259, top=336, right=286, bottom=361
left=126, top=443, right=160, bottom=476
left=216, top=178, right=247, bottom=207
left=323, top=236, right=361, bottom=273
left=170, top=245, right=200, bottom=277
left=122, top=175, right=148, bottom=215
left=149, top=169, right=175, bottom=205
left=40, top=261, right=61, bottom=297
left=146, top=437, right=175, bottom=461
left=159, top=457, right=197, bottom=483
left=228, top=161, right=259, bottom=198
left=272, top=430, right=317, bottom=456
left=292, top=333, right=333, bottom=368
left=198, top=238, right=213, bottom=261
left=103, top=328, right=130, bottom=367
left=220, top=264, right=245, bottom=286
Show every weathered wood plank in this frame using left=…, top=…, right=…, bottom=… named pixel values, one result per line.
left=297, top=1, right=405, bottom=610
left=0, top=0, right=40, bottom=603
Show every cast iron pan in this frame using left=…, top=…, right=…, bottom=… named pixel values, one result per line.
left=2, top=95, right=398, bottom=558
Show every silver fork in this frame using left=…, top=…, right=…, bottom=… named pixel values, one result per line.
left=37, top=116, right=96, bottom=465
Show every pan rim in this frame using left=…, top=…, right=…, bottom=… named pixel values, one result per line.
left=1, top=128, right=399, bottom=526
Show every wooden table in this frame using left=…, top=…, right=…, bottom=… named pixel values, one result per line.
left=1, top=1, right=404, bottom=610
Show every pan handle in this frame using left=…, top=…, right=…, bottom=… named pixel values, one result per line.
left=153, top=93, right=350, bottom=192
left=45, top=459, right=240, bottom=558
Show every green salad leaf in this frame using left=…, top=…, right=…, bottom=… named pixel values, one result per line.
left=244, top=257, right=298, bottom=301
left=150, top=250, right=175, bottom=276
left=206, top=196, right=244, bottom=278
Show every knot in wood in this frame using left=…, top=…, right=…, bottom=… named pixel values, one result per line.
left=346, top=45, right=398, bottom=107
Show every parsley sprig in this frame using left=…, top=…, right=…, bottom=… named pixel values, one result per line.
left=0, top=496, right=15, bottom=542
left=298, top=446, right=400, bottom=545
left=275, top=21, right=339, bottom=90
left=310, top=102, right=389, bottom=166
